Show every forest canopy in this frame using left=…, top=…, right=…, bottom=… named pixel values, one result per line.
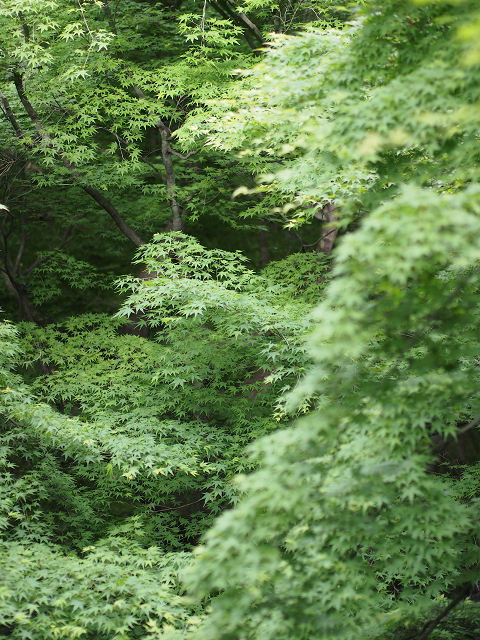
left=1, top=0, right=480, bottom=639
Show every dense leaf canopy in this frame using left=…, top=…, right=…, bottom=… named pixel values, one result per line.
left=1, top=0, right=480, bottom=639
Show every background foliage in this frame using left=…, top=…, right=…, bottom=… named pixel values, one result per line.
left=1, top=0, right=480, bottom=639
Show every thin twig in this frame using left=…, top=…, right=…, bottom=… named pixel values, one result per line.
left=153, top=498, right=204, bottom=512
left=141, top=157, right=166, bottom=184
left=170, top=149, right=198, bottom=160
left=97, top=126, right=167, bottom=182
left=21, top=224, right=74, bottom=276
left=9, top=350, right=43, bottom=367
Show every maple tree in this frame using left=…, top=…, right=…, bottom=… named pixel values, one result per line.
left=1, top=1, right=480, bottom=639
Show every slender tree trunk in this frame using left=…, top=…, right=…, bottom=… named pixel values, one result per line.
left=316, top=202, right=338, bottom=255
left=133, top=85, right=185, bottom=231
left=159, top=124, right=184, bottom=231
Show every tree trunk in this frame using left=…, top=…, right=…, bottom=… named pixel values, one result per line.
left=316, top=202, right=338, bottom=255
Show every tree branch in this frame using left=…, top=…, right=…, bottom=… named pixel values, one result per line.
left=315, top=202, right=338, bottom=255
left=97, top=126, right=167, bottom=184
left=0, top=88, right=25, bottom=139
left=432, top=413, right=480, bottom=454
left=82, top=185, right=144, bottom=245
left=140, top=157, right=167, bottom=184
left=228, top=3, right=264, bottom=43
left=11, top=71, right=144, bottom=246
left=159, top=125, right=183, bottom=231
left=210, top=0, right=264, bottom=47
left=457, top=413, right=480, bottom=436
left=21, top=224, right=74, bottom=277
left=405, top=584, right=471, bottom=640
left=0, top=228, right=37, bottom=323
left=170, top=149, right=198, bottom=160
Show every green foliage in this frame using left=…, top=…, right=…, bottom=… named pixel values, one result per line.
left=0, top=535, right=192, bottom=640
left=186, top=189, right=480, bottom=640
left=237, top=0, right=352, bottom=33
left=0, top=322, right=192, bottom=639
left=2, top=1, right=480, bottom=640
left=177, top=2, right=480, bottom=640
left=262, top=251, right=331, bottom=304
left=181, top=0, right=480, bottom=226
left=0, top=226, right=317, bottom=636
left=26, top=252, right=112, bottom=305
left=1, top=232, right=317, bottom=555
left=178, top=15, right=244, bottom=62
left=117, top=233, right=313, bottom=403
